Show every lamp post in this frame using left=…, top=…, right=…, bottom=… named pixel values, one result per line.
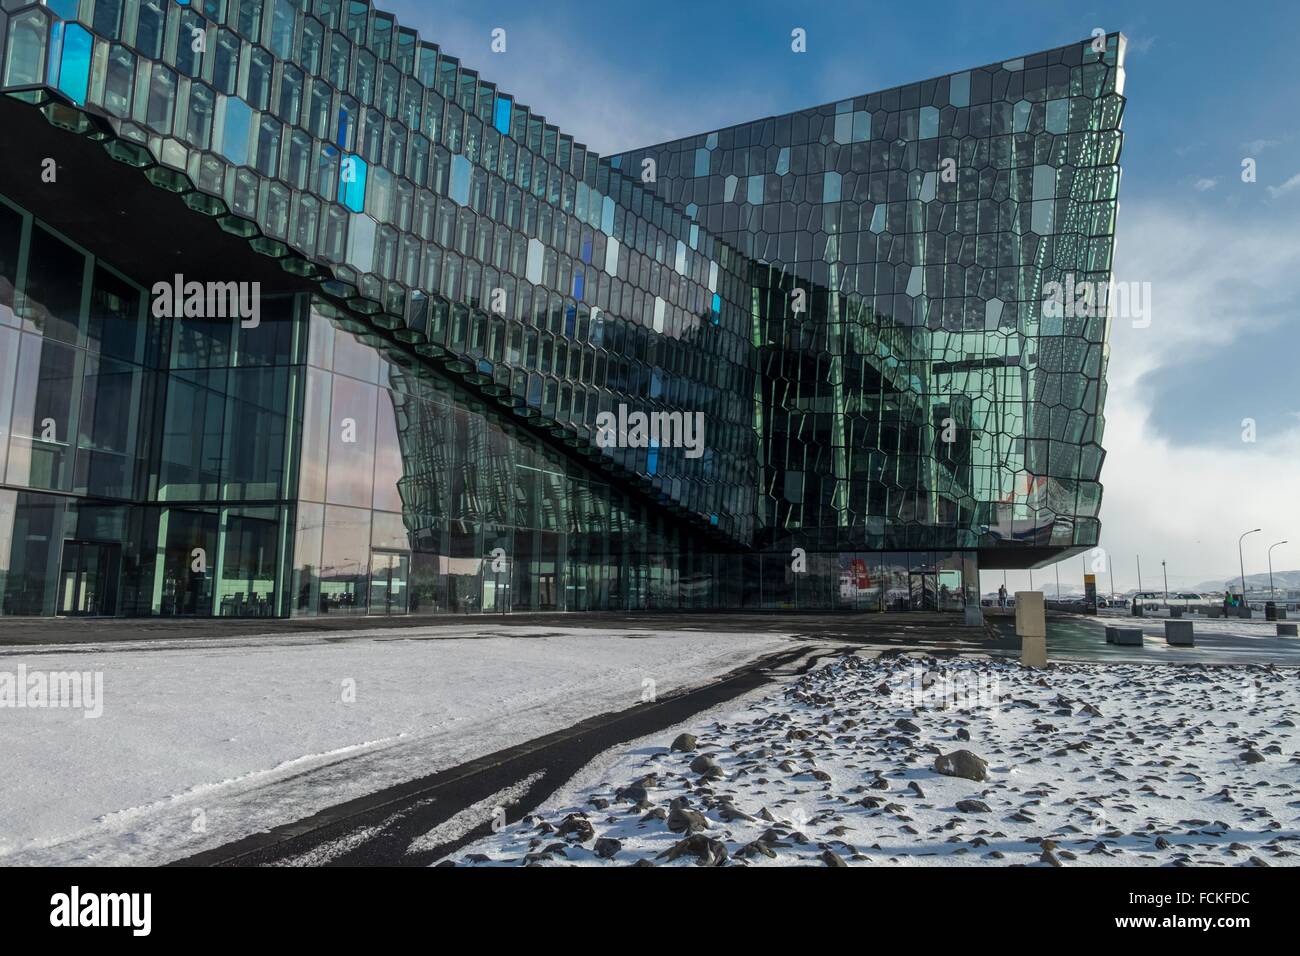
left=1239, top=528, right=1261, bottom=605
left=1268, top=540, right=1288, bottom=602
left=1161, top=560, right=1168, bottom=605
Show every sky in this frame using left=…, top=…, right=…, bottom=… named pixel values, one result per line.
left=382, top=0, right=1300, bottom=591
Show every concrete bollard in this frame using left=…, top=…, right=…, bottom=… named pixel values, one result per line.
left=1114, top=627, right=1143, bottom=646
left=1015, top=591, right=1047, bottom=667
left=1278, top=623, right=1298, bottom=637
left=1164, top=620, right=1194, bottom=646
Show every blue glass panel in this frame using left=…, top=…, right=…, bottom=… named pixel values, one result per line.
left=336, top=105, right=351, bottom=148
left=337, top=153, right=368, bottom=212
left=823, top=171, right=841, bottom=203
left=493, top=95, right=511, bottom=136
left=710, top=293, right=721, bottom=324
left=647, top=438, right=659, bottom=476
left=46, top=22, right=64, bottom=86
left=56, top=24, right=92, bottom=106
left=572, top=270, right=584, bottom=300
left=47, top=0, right=80, bottom=18
left=449, top=154, right=471, bottom=205
left=220, top=96, right=253, bottom=166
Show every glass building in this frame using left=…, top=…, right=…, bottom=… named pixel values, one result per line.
left=0, top=1, right=1125, bottom=618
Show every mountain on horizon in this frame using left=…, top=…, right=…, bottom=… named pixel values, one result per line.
left=1189, top=569, right=1300, bottom=593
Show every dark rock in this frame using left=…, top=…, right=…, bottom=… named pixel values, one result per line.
left=820, top=849, right=848, bottom=867
left=955, top=799, right=991, bottom=813
left=737, top=839, right=777, bottom=859
left=594, top=837, right=622, bottom=859
left=933, top=750, right=989, bottom=782
left=658, top=834, right=729, bottom=866
left=556, top=813, right=595, bottom=842
left=667, top=807, right=709, bottom=834
left=670, top=733, right=698, bottom=752
left=689, top=754, right=721, bottom=775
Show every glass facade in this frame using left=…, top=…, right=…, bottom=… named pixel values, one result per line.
left=0, top=2, right=1125, bottom=617
left=614, top=37, right=1124, bottom=560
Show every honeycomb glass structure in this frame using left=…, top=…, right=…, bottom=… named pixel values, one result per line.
left=0, top=1, right=1125, bottom=616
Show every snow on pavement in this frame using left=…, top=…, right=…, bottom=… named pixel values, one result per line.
left=0, top=626, right=791, bottom=866
left=446, top=654, right=1300, bottom=866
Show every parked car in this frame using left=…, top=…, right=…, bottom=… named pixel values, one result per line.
left=1132, top=591, right=1164, bottom=611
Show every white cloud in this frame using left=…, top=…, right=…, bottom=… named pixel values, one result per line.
left=1092, top=201, right=1300, bottom=588
left=1123, top=34, right=1158, bottom=55
left=1267, top=172, right=1300, bottom=198
left=1242, top=138, right=1281, bottom=154
left=1192, top=177, right=1218, bottom=191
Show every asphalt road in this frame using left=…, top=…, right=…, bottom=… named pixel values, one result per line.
left=985, top=610, right=1300, bottom=665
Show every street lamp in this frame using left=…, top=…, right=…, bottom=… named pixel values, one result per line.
left=1238, top=528, right=1261, bottom=606
left=1161, top=560, right=1168, bottom=605
left=1268, top=540, right=1288, bottom=602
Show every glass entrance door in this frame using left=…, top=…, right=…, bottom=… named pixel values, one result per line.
left=368, top=551, right=410, bottom=615
left=58, top=542, right=120, bottom=616
left=908, top=571, right=937, bottom=611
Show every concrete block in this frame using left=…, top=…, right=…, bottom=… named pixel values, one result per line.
left=1169, top=606, right=1183, bottom=618
left=1114, top=627, right=1143, bottom=646
left=1020, top=634, right=1047, bottom=668
left=964, top=604, right=983, bottom=626
left=1278, top=623, right=1298, bottom=637
left=1208, top=605, right=1223, bottom=618
left=1104, top=626, right=1118, bottom=644
left=1164, top=620, right=1194, bottom=646
left=1015, top=591, right=1046, bottom=639
left=1236, top=606, right=1253, bottom=619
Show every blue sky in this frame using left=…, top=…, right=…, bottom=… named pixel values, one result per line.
left=385, top=1, right=1300, bottom=588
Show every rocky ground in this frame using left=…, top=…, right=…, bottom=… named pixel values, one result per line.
left=441, top=654, right=1300, bottom=866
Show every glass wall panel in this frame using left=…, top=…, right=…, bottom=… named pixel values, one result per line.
left=152, top=508, right=219, bottom=617
left=6, top=334, right=80, bottom=491
left=74, top=353, right=142, bottom=499
left=318, top=503, right=369, bottom=613
left=21, top=226, right=86, bottom=345
left=217, top=507, right=281, bottom=616
left=158, top=369, right=225, bottom=501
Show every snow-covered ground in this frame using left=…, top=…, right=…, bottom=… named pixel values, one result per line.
left=0, top=625, right=791, bottom=865
left=446, top=654, right=1300, bottom=866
